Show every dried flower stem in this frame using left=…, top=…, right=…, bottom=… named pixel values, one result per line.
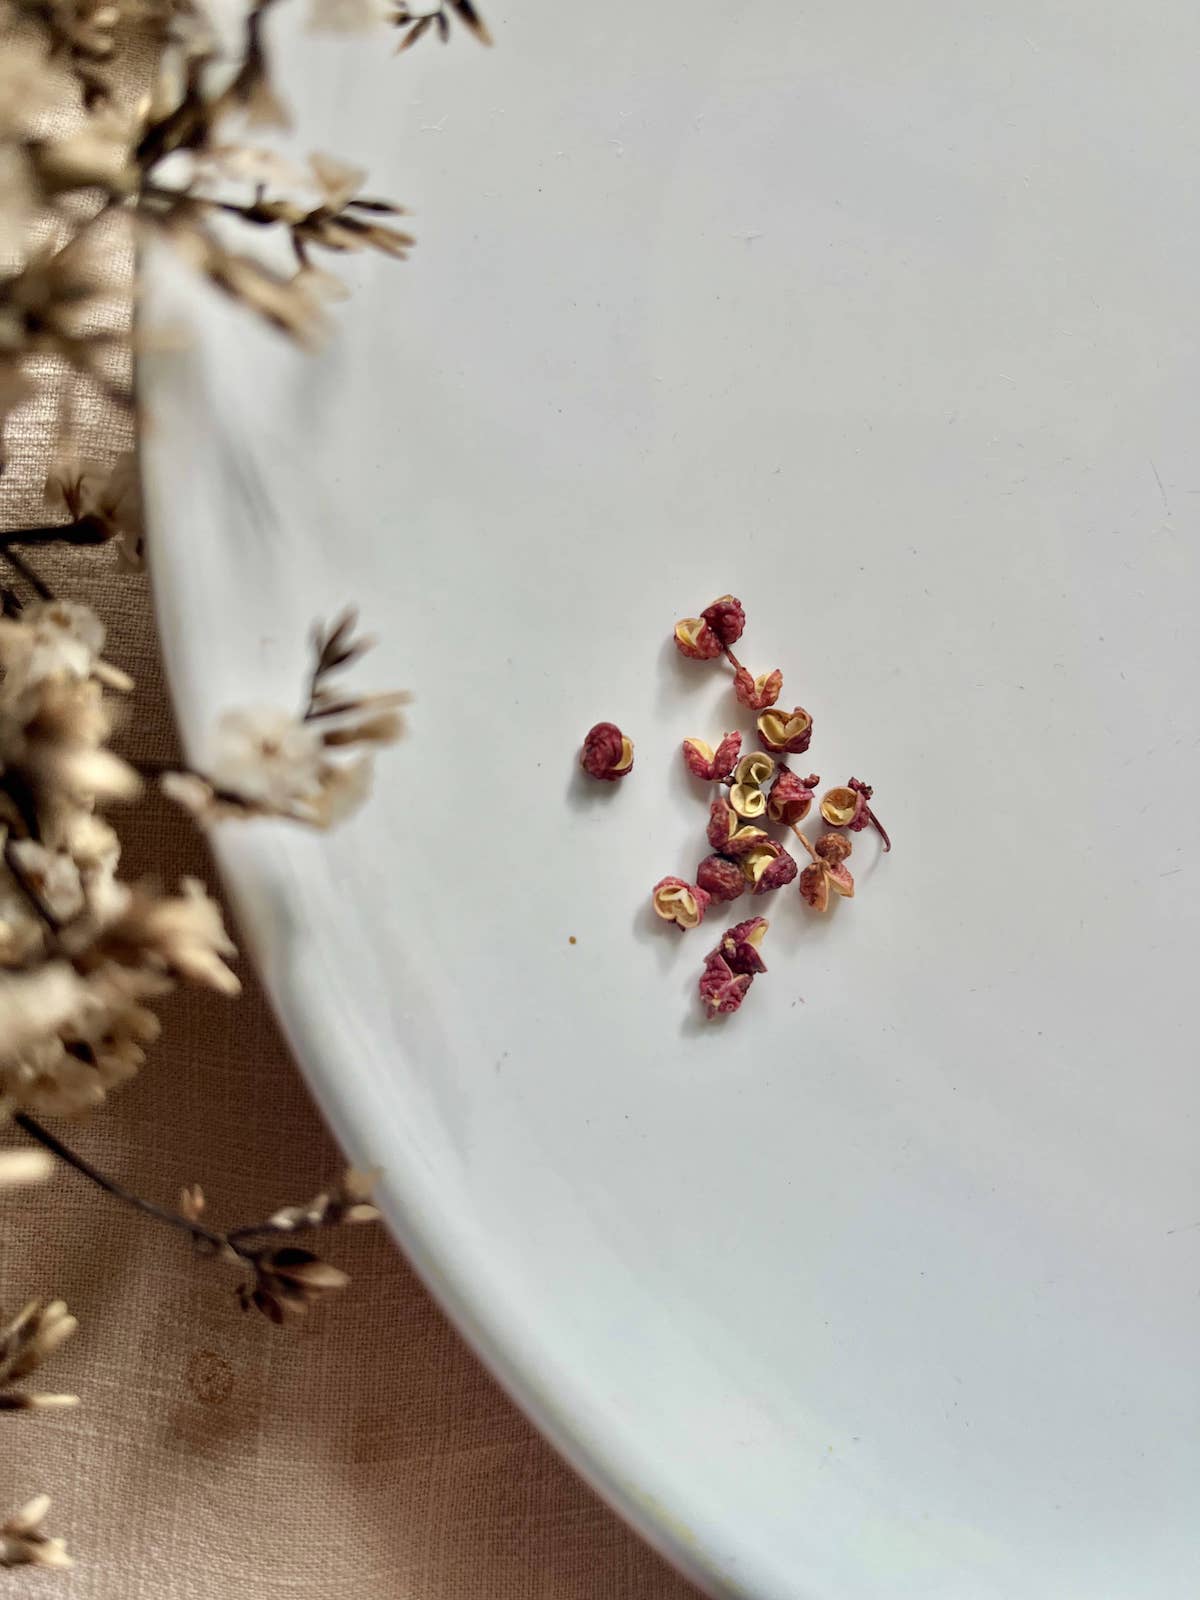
left=865, top=807, right=891, bottom=853
left=0, top=549, right=54, bottom=601
left=12, top=1112, right=372, bottom=1259
left=3, top=842, right=62, bottom=936
left=12, top=1113, right=238, bottom=1259
left=0, top=521, right=110, bottom=548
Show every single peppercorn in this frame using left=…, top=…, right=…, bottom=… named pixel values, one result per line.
left=681, top=731, right=742, bottom=783
left=696, top=855, right=745, bottom=903
left=700, top=595, right=746, bottom=648
left=757, top=706, right=813, bottom=755
left=651, top=876, right=711, bottom=930
left=579, top=721, right=634, bottom=782
left=767, top=768, right=819, bottom=826
left=820, top=778, right=890, bottom=852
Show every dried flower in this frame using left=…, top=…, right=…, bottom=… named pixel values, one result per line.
left=0, top=1150, right=54, bottom=1186
left=257, top=1167, right=381, bottom=1233
left=681, top=731, right=740, bottom=783
left=44, top=452, right=143, bottom=568
left=797, top=832, right=855, bottom=913
left=695, top=855, right=744, bottom=904
left=717, top=915, right=769, bottom=975
left=28, top=109, right=141, bottom=197
left=157, top=206, right=328, bottom=347
left=240, top=1247, right=350, bottom=1324
left=757, top=705, right=812, bottom=755
left=700, top=594, right=745, bottom=648
left=0, top=597, right=131, bottom=691
left=728, top=751, right=775, bottom=819
left=767, top=768, right=819, bottom=827
left=731, top=664, right=783, bottom=711
left=820, top=778, right=890, bottom=851
left=96, top=879, right=241, bottom=995
left=165, top=657, right=404, bottom=829
left=1, top=1495, right=71, bottom=1569
left=697, top=949, right=752, bottom=1019
left=672, top=616, right=721, bottom=661
left=0, top=240, right=121, bottom=398
left=0, top=1299, right=79, bottom=1412
left=390, top=0, right=493, bottom=50
left=580, top=721, right=634, bottom=782
left=651, top=876, right=710, bottom=931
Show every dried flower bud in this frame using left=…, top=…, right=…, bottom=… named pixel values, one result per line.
left=757, top=706, right=813, bottom=755
left=719, top=916, right=769, bottom=974
left=681, top=730, right=741, bottom=782
left=1, top=1494, right=71, bottom=1569
left=732, top=665, right=783, bottom=711
left=698, top=949, right=752, bottom=1019
left=579, top=721, right=634, bottom=781
left=700, top=595, right=746, bottom=648
left=751, top=848, right=798, bottom=896
left=673, top=617, right=722, bottom=661
left=706, top=796, right=739, bottom=851
left=0, top=1152, right=53, bottom=1187
left=695, top=854, right=745, bottom=903
left=723, top=825, right=772, bottom=859
left=651, top=876, right=711, bottom=930
left=767, top=768, right=818, bottom=826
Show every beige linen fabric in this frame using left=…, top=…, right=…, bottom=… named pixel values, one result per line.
left=0, top=126, right=700, bottom=1600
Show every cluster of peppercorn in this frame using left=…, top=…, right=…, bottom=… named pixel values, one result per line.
left=578, top=594, right=888, bottom=1020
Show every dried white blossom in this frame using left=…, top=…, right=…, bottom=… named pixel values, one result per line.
left=0, top=598, right=131, bottom=691
left=0, top=1496, right=72, bottom=1569
left=0, top=1299, right=79, bottom=1413
left=0, top=1150, right=54, bottom=1186
left=45, top=451, right=145, bottom=568
left=165, top=700, right=400, bottom=828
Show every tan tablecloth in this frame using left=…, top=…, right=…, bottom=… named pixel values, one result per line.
left=0, top=258, right=700, bottom=1600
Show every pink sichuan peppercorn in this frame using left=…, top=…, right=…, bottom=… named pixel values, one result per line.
left=698, top=915, right=770, bottom=1019
left=700, top=595, right=746, bottom=648
left=797, top=832, right=855, bottom=913
left=651, top=876, right=711, bottom=930
left=767, top=768, right=819, bottom=827
left=820, top=777, right=891, bottom=852
left=696, top=854, right=745, bottom=903
left=731, top=663, right=783, bottom=711
left=579, top=721, right=634, bottom=782
left=718, top=916, right=769, bottom=975
left=698, top=951, right=752, bottom=1018
left=681, top=731, right=741, bottom=782
left=757, top=705, right=813, bottom=755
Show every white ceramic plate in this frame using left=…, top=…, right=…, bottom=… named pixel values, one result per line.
left=141, top=4, right=1200, bottom=1595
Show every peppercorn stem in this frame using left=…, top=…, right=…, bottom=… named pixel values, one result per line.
left=866, top=807, right=891, bottom=853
